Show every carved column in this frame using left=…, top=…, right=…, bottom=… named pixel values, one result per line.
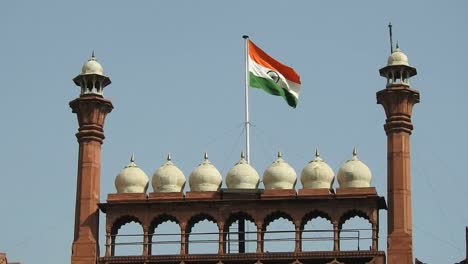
left=143, top=227, right=149, bottom=256
left=110, top=232, right=116, bottom=256
left=147, top=230, right=153, bottom=256
left=105, top=231, right=111, bottom=257
left=256, top=222, right=263, bottom=253
left=218, top=222, right=225, bottom=255
left=294, top=222, right=302, bottom=253
left=70, top=95, right=113, bottom=264
left=377, top=84, right=419, bottom=263
left=180, top=222, right=187, bottom=255
left=333, top=222, right=340, bottom=251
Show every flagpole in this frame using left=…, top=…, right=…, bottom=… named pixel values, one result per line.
left=243, top=35, right=250, bottom=164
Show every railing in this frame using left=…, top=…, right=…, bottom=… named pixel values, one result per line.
left=105, top=228, right=375, bottom=257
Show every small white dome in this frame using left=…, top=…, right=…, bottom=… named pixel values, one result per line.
left=152, top=154, right=186, bottom=193
left=337, top=148, right=372, bottom=188
left=263, top=152, right=297, bottom=190
left=81, top=52, right=104, bottom=75
left=387, top=45, right=409, bottom=66
left=189, top=152, right=222, bottom=192
left=226, top=152, right=260, bottom=189
left=115, top=154, right=149, bottom=193
left=300, top=149, right=334, bottom=189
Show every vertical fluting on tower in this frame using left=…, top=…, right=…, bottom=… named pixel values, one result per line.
left=377, top=44, right=419, bottom=264
left=70, top=53, right=113, bottom=264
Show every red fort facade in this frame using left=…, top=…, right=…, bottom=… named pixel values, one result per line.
left=69, top=45, right=420, bottom=264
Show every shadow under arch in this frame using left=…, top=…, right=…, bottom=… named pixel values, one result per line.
left=186, top=212, right=218, bottom=233
left=339, top=209, right=371, bottom=229
left=111, top=215, right=143, bottom=235
left=300, top=210, right=332, bottom=230
left=150, top=213, right=180, bottom=231
left=263, top=210, right=294, bottom=231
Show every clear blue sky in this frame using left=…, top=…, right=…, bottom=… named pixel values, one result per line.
left=0, top=1, right=467, bottom=263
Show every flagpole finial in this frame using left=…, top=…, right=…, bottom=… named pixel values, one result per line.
left=242, top=35, right=249, bottom=39
left=388, top=23, right=394, bottom=54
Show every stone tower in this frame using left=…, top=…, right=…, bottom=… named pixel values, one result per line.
left=377, top=43, right=420, bottom=263
left=70, top=53, right=113, bottom=264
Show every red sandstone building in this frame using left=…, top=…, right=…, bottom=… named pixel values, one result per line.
left=67, top=45, right=465, bottom=264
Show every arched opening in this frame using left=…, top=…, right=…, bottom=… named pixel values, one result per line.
left=340, top=212, right=372, bottom=251
left=224, top=212, right=257, bottom=253
left=150, top=215, right=181, bottom=255
left=302, top=215, right=333, bottom=251
left=187, top=214, right=218, bottom=254
left=263, top=212, right=295, bottom=252
left=111, top=217, right=144, bottom=256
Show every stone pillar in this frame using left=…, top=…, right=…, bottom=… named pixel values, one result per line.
left=70, top=95, right=113, bottom=264
left=294, top=223, right=302, bottom=253
left=143, top=228, right=149, bottom=256
left=105, top=231, right=111, bottom=257
left=180, top=223, right=187, bottom=255
left=256, top=223, right=263, bottom=253
left=377, top=84, right=419, bottom=263
left=218, top=222, right=225, bottom=255
left=371, top=222, right=378, bottom=251
left=333, top=222, right=340, bottom=251
left=147, top=231, right=153, bottom=256
left=110, top=233, right=116, bottom=256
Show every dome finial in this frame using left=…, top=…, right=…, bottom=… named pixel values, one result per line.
left=91, top=50, right=95, bottom=59
left=396, top=41, right=399, bottom=50
left=167, top=153, right=172, bottom=161
left=241, top=151, right=245, bottom=159
left=204, top=152, right=209, bottom=160
left=277, top=151, right=282, bottom=158
left=130, top=153, right=135, bottom=163
left=315, top=148, right=320, bottom=158
left=352, top=147, right=358, bottom=159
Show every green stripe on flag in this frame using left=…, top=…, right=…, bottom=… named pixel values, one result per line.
left=249, top=73, right=298, bottom=108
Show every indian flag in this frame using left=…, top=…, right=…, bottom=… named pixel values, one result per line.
left=248, top=39, right=301, bottom=108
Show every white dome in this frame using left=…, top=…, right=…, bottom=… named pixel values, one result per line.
left=300, top=149, right=335, bottom=189
left=337, top=148, right=372, bottom=188
left=263, top=152, right=297, bottom=190
left=226, top=152, right=260, bottom=189
left=387, top=45, right=409, bottom=66
left=81, top=52, right=104, bottom=75
left=189, top=152, right=222, bottom=192
left=152, top=154, right=186, bottom=193
left=115, top=154, right=149, bottom=193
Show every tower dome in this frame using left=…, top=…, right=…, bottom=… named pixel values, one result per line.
left=337, top=148, right=372, bottom=188
left=300, top=149, right=334, bottom=189
left=387, top=44, right=409, bottom=66
left=263, top=152, right=297, bottom=190
left=379, top=42, right=417, bottom=87
left=115, top=154, right=149, bottom=193
left=189, top=152, right=222, bottom=192
left=152, top=154, right=186, bottom=193
left=81, top=52, right=104, bottom=75
left=226, top=152, right=260, bottom=189
left=73, top=52, right=111, bottom=96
